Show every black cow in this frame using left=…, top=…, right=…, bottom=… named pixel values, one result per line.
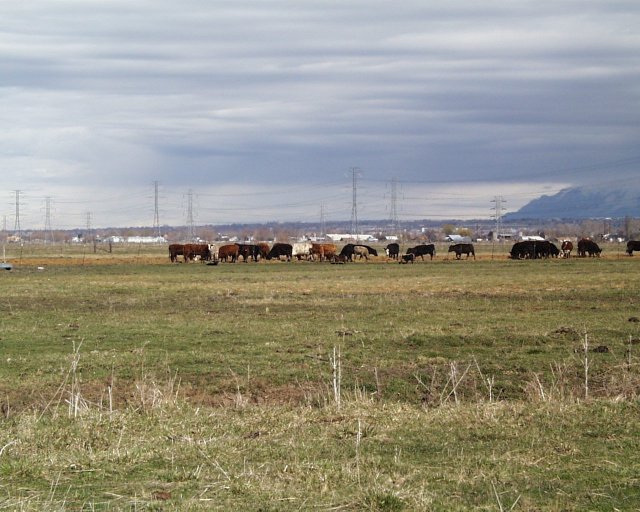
left=385, top=243, right=400, bottom=260
left=266, top=243, right=293, bottom=261
left=577, top=238, right=602, bottom=257
left=448, top=243, right=475, bottom=260
left=406, top=244, right=436, bottom=261
left=400, top=253, right=415, bottom=264
left=237, top=244, right=261, bottom=262
left=339, top=244, right=356, bottom=262
left=510, top=240, right=559, bottom=259
left=627, top=240, right=640, bottom=256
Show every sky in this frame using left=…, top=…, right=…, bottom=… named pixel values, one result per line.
left=1, top=1, right=639, bottom=229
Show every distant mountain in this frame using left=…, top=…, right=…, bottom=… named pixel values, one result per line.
left=506, top=184, right=640, bottom=220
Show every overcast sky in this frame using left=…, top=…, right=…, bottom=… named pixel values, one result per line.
left=1, top=1, right=639, bottom=229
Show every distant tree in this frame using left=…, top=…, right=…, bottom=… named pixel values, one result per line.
left=442, top=224, right=456, bottom=236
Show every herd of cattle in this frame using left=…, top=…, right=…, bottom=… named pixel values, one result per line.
left=168, top=241, right=479, bottom=263
left=168, top=238, right=640, bottom=264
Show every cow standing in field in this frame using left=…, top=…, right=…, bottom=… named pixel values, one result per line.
left=266, top=243, right=293, bottom=261
left=510, top=241, right=559, bottom=259
left=257, top=243, right=270, bottom=260
left=448, top=243, right=475, bottom=260
left=183, top=243, right=212, bottom=262
left=169, top=244, right=184, bottom=263
left=292, top=242, right=313, bottom=260
left=354, top=245, right=378, bottom=260
left=577, top=239, right=602, bottom=257
left=311, top=243, right=337, bottom=261
left=561, top=240, right=573, bottom=258
left=627, top=241, right=640, bottom=256
left=385, top=243, right=400, bottom=260
left=237, top=244, right=261, bottom=262
left=406, top=244, right=436, bottom=261
left=218, top=244, right=240, bottom=263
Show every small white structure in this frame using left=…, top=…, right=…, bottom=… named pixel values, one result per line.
left=326, top=233, right=377, bottom=242
left=519, top=235, right=546, bottom=242
left=125, top=236, right=167, bottom=244
left=445, top=235, right=472, bottom=243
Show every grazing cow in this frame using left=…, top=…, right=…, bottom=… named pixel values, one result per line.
left=448, top=243, right=475, bottom=260
left=183, top=243, right=212, bottom=262
left=292, top=241, right=313, bottom=260
left=169, top=244, right=184, bottom=263
left=385, top=243, right=400, bottom=260
left=257, top=243, right=270, bottom=260
left=626, top=240, right=640, bottom=256
left=354, top=244, right=378, bottom=260
left=218, top=244, right=240, bottom=263
left=407, top=244, right=436, bottom=261
left=400, top=253, right=415, bottom=264
left=577, top=238, right=602, bottom=257
left=237, top=244, right=261, bottom=262
left=339, top=243, right=356, bottom=262
left=561, top=240, right=574, bottom=258
left=266, top=243, right=293, bottom=261
left=510, top=240, right=559, bottom=259
left=310, top=243, right=337, bottom=261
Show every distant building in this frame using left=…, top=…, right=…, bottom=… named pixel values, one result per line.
left=445, top=234, right=472, bottom=243
left=326, top=233, right=378, bottom=242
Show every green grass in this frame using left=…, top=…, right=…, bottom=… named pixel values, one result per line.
left=0, top=253, right=639, bottom=509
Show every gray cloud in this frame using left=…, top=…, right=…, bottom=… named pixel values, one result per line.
left=1, top=1, right=639, bottom=227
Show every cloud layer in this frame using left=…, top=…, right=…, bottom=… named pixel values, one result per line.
left=1, top=1, right=639, bottom=227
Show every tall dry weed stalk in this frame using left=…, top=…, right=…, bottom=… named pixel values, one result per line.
left=330, top=345, right=342, bottom=409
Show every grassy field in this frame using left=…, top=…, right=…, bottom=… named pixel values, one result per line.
left=1, top=245, right=639, bottom=510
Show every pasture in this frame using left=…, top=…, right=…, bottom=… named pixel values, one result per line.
left=1, top=244, right=639, bottom=510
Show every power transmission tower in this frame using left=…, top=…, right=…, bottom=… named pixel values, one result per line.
left=389, top=177, right=399, bottom=234
left=490, top=196, right=506, bottom=241
left=44, top=196, right=54, bottom=243
left=153, top=180, right=161, bottom=237
left=86, top=212, right=92, bottom=243
left=320, top=203, right=326, bottom=237
left=13, top=190, right=22, bottom=238
left=186, top=189, right=195, bottom=241
left=350, top=167, right=361, bottom=237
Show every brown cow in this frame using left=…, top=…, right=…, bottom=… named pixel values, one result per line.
left=183, top=243, right=212, bottom=262
left=257, top=243, right=270, bottom=260
left=169, top=244, right=184, bottom=263
left=311, top=243, right=337, bottom=261
left=218, top=244, right=240, bottom=263
left=561, top=240, right=573, bottom=258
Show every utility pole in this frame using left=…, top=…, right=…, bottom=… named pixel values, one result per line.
left=153, top=180, right=161, bottom=237
left=186, top=189, right=195, bottom=241
left=13, top=190, right=22, bottom=239
left=490, top=196, right=506, bottom=242
left=44, top=196, right=54, bottom=243
left=350, top=167, right=361, bottom=237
